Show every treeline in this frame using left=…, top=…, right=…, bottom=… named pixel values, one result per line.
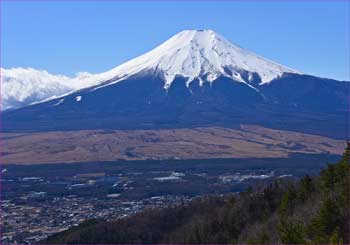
left=44, top=147, right=350, bottom=244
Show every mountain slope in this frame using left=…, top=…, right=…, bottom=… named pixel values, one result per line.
left=2, top=30, right=348, bottom=139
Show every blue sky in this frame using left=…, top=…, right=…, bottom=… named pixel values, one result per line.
left=1, top=1, right=349, bottom=81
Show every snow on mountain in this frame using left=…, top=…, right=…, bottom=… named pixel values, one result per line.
left=1, top=29, right=300, bottom=110
left=88, top=29, right=300, bottom=90
left=1, top=68, right=73, bottom=110
left=1, top=68, right=100, bottom=110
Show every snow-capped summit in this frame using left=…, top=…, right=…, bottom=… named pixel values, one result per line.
left=89, top=29, right=299, bottom=90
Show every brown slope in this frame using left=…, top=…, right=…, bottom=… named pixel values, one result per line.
left=1, top=125, right=344, bottom=165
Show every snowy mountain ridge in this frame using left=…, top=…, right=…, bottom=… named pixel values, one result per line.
left=1, top=68, right=72, bottom=111
left=1, top=68, right=98, bottom=110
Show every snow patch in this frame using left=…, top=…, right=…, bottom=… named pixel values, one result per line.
left=53, top=98, right=64, bottom=106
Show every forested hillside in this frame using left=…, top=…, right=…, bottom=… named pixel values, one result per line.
left=44, top=146, right=350, bottom=244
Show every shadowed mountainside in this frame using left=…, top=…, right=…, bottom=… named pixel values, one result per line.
left=3, top=74, right=348, bottom=140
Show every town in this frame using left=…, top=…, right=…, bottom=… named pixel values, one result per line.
left=1, top=193, right=191, bottom=244
left=1, top=156, right=329, bottom=244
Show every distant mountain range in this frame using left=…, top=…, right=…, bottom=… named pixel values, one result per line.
left=2, top=30, right=348, bottom=139
left=1, top=68, right=100, bottom=111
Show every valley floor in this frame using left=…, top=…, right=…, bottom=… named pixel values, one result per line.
left=2, top=125, right=344, bottom=164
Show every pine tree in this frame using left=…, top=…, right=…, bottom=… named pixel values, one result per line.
left=278, top=219, right=306, bottom=244
left=329, top=227, right=343, bottom=245
left=297, top=175, right=314, bottom=202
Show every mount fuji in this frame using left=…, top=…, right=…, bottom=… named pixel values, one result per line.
left=3, top=30, right=348, bottom=138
